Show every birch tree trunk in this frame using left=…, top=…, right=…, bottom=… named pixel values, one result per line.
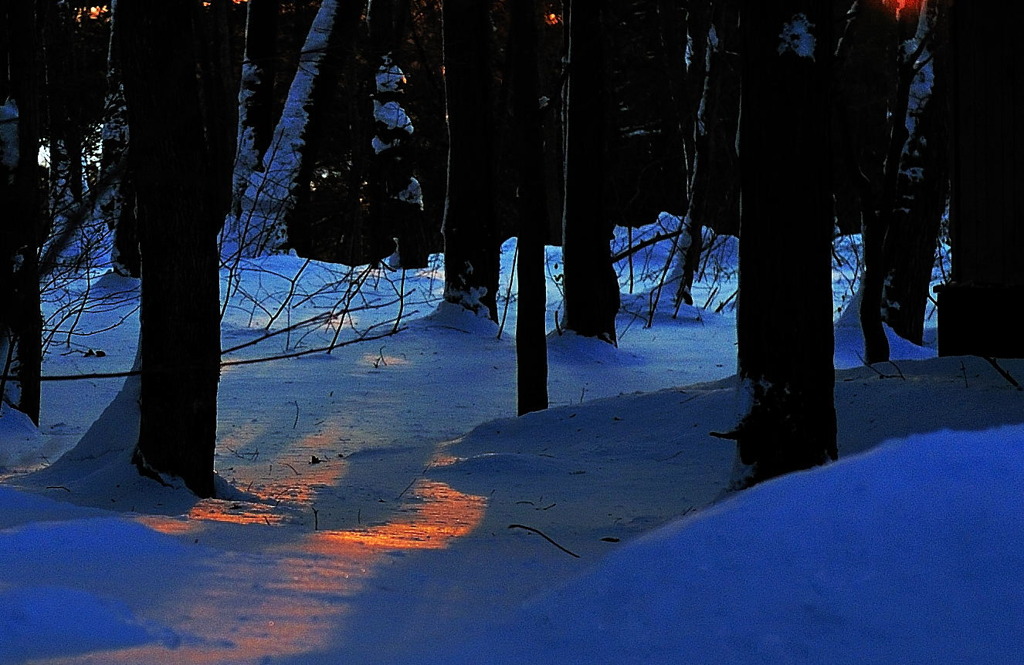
left=368, top=0, right=428, bottom=268
left=228, top=0, right=348, bottom=259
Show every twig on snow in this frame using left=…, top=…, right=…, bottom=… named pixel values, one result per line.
left=508, top=524, right=580, bottom=558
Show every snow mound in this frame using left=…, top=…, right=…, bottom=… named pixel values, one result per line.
left=547, top=330, right=644, bottom=366
left=833, top=290, right=936, bottom=369
left=0, top=586, right=179, bottom=664
left=1, top=517, right=205, bottom=576
left=0, top=407, right=44, bottom=470
left=834, top=320, right=935, bottom=369
left=92, top=270, right=141, bottom=294
left=414, top=300, right=501, bottom=335
left=432, top=425, right=1024, bottom=665
left=0, top=516, right=207, bottom=662
left=431, top=452, right=572, bottom=477
left=0, top=486, right=105, bottom=529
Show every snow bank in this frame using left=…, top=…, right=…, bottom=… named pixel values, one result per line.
left=0, top=407, right=44, bottom=470
left=0, top=586, right=177, bottom=663
left=0, top=516, right=202, bottom=663
left=433, top=425, right=1024, bottom=665
left=834, top=287, right=936, bottom=369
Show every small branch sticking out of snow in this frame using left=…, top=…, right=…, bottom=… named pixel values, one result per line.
left=860, top=358, right=907, bottom=380
left=984, top=357, right=1024, bottom=391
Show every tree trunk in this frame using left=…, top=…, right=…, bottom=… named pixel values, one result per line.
left=734, top=0, right=837, bottom=485
left=441, top=0, right=500, bottom=320
left=600, top=0, right=687, bottom=228
left=198, top=0, right=238, bottom=224
left=99, top=0, right=140, bottom=278
left=118, top=0, right=222, bottom=498
left=231, top=0, right=278, bottom=220
left=671, top=0, right=712, bottom=308
left=935, top=0, right=1024, bottom=357
left=561, top=0, right=619, bottom=343
left=833, top=0, right=897, bottom=237
left=881, top=0, right=950, bottom=346
left=42, top=0, right=85, bottom=212
left=510, top=0, right=549, bottom=415
left=0, top=0, right=43, bottom=424
left=677, top=0, right=742, bottom=306
left=231, top=0, right=356, bottom=258
left=368, top=0, right=429, bottom=268
left=846, top=0, right=921, bottom=364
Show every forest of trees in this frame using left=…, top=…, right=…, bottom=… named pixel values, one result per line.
left=2, top=0, right=998, bottom=493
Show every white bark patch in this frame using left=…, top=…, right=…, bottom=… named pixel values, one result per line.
left=397, top=178, right=423, bottom=209
left=230, top=0, right=340, bottom=257
left=375, top=56, right=406, bottom=93
left=778, top=14, right=816, bottom=60
left=373, top=100, right=414, bottom=134
left=372, top=136, right=396, bottom=154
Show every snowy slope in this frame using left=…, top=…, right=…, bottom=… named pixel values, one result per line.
left=3, top=232, right=1022, bottom=664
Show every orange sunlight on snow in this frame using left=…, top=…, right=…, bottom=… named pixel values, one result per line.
left=98, top=439, right=487, bottom=665
left=303, top=479, right=486, bottom=553
left=189, top=498, right=288, bottom=525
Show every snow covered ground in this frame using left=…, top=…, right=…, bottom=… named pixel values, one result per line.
left=2, top=228, right=1023, bottom=664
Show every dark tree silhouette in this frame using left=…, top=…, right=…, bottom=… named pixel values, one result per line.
left=731, top=0, right=837, bottom=484
left=367, top=0, right=430, bottom=268
left=41, top=1, right=85, bottom=208
left=881, top=0, right=950, bottom=346
left=510, top=0, right=549, bottom=415
left=855, top=0, right=921, bottom=364
left=601, top=0, right=688, bottom=229
left=836, top=0, right=949, bottom=361
left=118, top=0, right=223, bottom=497
left=441, top=0, right=500, bottom=320
left=677, top=0, right=741, bottom=306
left=0, top=0, right=43, bottom=424
left=939, top=0, right=1024, bottom=358
left=198, top=0, right=237, bottom=224
left=231, top=0, right=279, bottom=219
left=99, top=0, right=140, bottom=277
left=561, top=0, right=619, bottom=343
